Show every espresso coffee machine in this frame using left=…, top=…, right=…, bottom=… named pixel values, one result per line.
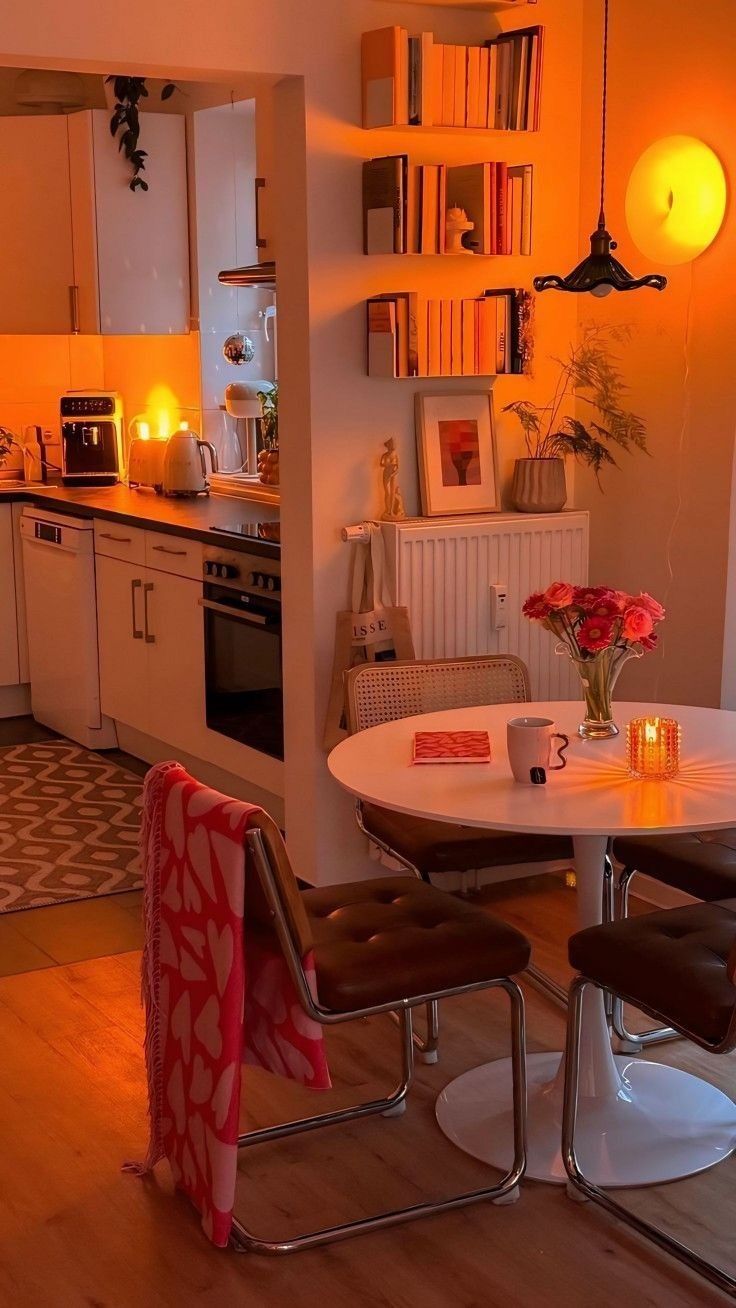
left=60, top=391, right=124, bottom=486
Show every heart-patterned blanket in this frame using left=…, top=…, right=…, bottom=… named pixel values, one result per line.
left=128, top=762, right=331, bottom=1247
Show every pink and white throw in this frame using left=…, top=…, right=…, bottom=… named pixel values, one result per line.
left=129, top=762, right=330, bottom=1247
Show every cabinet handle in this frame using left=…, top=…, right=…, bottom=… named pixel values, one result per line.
left=131, top=579, right=143, bottom=640
left=152, top=545, right=187, bottom=557
left=101, top=532, right=133, bottom=543
left=69, top=284, right=80, bottom=334
left=143, top=581, right=155, bottom=643
left=255, top=177, right=267, bottom=249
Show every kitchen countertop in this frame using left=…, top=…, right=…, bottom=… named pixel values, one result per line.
left=0, top=482, right=280, bottom=547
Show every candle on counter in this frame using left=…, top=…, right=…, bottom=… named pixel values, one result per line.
left=626, top=716, right=681, bottom=780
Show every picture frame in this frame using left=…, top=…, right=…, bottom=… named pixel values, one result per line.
left=415, top=391, right=500, bottom=517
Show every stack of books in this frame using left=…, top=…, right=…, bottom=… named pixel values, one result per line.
left=361, top=26, right=544, bottom=132
left=363, top=156, right=533, bottom=256
left=367, top=289, right=532, bottom=378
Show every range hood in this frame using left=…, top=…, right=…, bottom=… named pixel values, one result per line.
left=218, top=261, right=276, bottom=289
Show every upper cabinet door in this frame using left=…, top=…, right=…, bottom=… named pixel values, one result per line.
left=68, top=109, right=191, bottom=335
left=0, top=116, right=76, bottom=333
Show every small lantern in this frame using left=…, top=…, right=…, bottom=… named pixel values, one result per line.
left=627, top=716, right=681, bottom=780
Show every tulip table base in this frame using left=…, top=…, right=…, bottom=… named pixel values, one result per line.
left=437, top=833, right=736, bottom=1186
left=435, top=1050, right=736, bottom=1186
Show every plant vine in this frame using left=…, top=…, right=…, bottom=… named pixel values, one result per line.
left=106, top=76, right=179, bottom=192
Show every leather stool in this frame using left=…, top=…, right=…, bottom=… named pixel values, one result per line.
left=611, top=829, right=736, bottom=1049
left=562, top=899, right=736, bottom=1299
left=231, top=811, right=531, bottom=1254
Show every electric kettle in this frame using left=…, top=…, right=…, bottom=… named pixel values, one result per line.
left=162, top=428, right=219, bottom=497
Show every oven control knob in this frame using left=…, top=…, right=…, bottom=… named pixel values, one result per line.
left=220, top=564, right=239, bottom=580
left=205, top=561, right=217, bottom=577
left=248, top=571, right=266, bottom=588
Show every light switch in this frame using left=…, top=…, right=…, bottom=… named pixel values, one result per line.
left=490, top=584, right=508, bottom=630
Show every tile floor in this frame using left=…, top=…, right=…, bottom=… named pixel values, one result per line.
left=0, top=715, right=145, bottom=978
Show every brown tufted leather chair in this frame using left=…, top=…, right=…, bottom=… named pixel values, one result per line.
left=611, top=829, right=736, bottom=1049
left=232, top=810, right=530, bottom=1255
left=562, top=900, right=736, bottom=1299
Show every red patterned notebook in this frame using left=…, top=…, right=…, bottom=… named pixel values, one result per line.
left=412, top=730, right=492, bottom=764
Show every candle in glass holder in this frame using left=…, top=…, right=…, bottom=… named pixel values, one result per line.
left=626, top=716, right=681, bottom=780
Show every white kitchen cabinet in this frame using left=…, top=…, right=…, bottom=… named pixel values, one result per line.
left=68, top=110, right=190, bottom=335
left=145, top=570, right=206, bottom=751
left=95, top=554, right=149, bottom=733
left=0, top=117, right=76, bottom=333
left=0, top=109, right=190, bottom=335
left=0, top=505, right=20, bottom=687
left=96, top=550, right=205, bottom=756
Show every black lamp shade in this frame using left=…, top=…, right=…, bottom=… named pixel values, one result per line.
left=534, top=222, right=667, bottom=295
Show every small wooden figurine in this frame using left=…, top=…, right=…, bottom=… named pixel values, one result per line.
left=380, top=437, right=406, bottom=520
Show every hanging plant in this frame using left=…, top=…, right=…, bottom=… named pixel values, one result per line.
left=106, top=76, right=179, bottom=192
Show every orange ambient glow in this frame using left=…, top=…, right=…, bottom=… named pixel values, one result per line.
left=627, top=716, right=682, bottom=780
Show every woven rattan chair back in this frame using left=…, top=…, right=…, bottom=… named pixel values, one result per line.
left=344, top=655, right=531, bottom=735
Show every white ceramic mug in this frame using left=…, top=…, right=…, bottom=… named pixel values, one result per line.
left=506, top=716, right=569, bottom=784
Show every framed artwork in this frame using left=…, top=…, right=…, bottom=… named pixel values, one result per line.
left=415, top=391, right=500, bottom=517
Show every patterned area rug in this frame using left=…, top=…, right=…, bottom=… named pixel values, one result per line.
left=0, top=741, right=143, bottom=914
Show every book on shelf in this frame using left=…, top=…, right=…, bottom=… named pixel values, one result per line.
left=366, top=288, right=532, bottom=378
left=362, top=27, right=409, bottom=129
left=361, top=25, right=543, bottom=132
left=362, top=154, right=407, bottom=254
left=365, top=156, right=533, bottom=257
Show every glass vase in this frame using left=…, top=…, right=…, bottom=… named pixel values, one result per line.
left=556, top=642, right=642, bottom=740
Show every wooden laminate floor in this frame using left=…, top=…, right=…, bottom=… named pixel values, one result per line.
left=0, top=872, right=732, bottom=1308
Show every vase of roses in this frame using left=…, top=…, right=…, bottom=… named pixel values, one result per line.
left=523, top=582, right=665, bottom=740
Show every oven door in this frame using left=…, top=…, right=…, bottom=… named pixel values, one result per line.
left=201, top=582, right=283, bottom=760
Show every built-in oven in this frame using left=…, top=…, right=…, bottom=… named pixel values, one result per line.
left=202, top=528, right=283, bottom=760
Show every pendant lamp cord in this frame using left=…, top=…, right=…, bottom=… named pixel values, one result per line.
left=599, top=0, right=609, bottom=227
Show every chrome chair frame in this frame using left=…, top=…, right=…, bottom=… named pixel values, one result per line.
left=610, top=865, right=679, bottom=1050
left=230, top=828, right=528, bottom=1256
left=563, top=974, right=736, bottom=1300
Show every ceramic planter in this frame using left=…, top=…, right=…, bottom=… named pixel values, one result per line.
left=511, top=458, right=567, bottom=513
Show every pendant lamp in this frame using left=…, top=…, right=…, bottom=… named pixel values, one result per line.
left=534, top=0, right=667, bottom=297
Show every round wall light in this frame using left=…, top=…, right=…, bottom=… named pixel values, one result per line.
left=626, top=135, right=727, bottom=265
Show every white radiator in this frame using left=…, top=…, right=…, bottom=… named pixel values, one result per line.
left=382, top=511, right=590, bottom=701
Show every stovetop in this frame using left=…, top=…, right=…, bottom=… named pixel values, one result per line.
left=210, top=520, right=281, bottom=556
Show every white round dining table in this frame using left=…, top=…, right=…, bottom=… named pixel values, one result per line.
left=328, top=700, right=736, bottom=1187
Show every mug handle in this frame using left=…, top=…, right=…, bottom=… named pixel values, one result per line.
left=550, top=733, right=569, bottom=770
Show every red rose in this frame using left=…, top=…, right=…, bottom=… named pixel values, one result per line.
left=543, top=581, right=575, bottom=610
left=622, top=605, right=655, bottom=642
left=634, top=592, right=665, bottom=623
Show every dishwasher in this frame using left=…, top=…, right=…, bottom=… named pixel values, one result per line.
left=20, top=507, right=117, bottom=748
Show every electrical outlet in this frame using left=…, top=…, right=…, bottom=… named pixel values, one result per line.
left=490, top=583, right=508, bottom=630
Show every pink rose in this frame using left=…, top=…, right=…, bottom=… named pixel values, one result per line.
left=634, top=592, right=666, bottom=623
left=622, top=605, right=654, bottom=642
left=578, top=617, right=615, bottom=653
left=523, top=592, right=552, bottom=621
left=543, top=581, right=575, bottom=610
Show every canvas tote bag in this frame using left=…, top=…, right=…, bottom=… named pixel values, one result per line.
left=323, top=524, right=415, bottom=750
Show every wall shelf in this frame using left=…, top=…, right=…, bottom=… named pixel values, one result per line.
left=372, top=1, right=536, bottom=9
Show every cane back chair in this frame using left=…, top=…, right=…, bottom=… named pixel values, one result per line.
left=344, top=655, right=574, bottom=1055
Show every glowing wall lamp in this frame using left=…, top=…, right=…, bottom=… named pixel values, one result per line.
left=626, top=136, right=727, bottom=265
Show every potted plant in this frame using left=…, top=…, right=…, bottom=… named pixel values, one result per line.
left=257, top=383, right=279, bottom=487
left=504, top=324, right=648, bottom=513
left=0, top=427, right=19, bottom=482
